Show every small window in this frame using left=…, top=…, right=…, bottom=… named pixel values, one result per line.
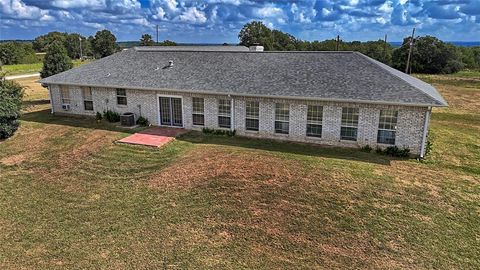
left=340, top=107, right=359, bottom=141
left=275, top=103, right=289, bottom=134
left=307, top=105, right=323, bottom=138
left=377, top=110, right=398, bottom=145
left=60, top=86, right=71, bottom=105
left=192, top=97, right=205, bottom=126
left=245, top=101, right=259, bottom=131
left=83, top=87, right=93, bottom=111
left=218, top=99, right=231, bottom=128
left=116, top=88, right=127, bottom=105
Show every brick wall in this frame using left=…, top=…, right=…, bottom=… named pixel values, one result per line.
left=49, top=85, right=429, bottom=155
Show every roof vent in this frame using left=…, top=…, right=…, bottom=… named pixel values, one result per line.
left=168, top=60, right=174, bottom=67
left=249, top=44, right=264, bottom=52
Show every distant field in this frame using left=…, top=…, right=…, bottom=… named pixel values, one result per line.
left=0, top=72, right=478, bottom=269
left=2, top=59, right=88, bottom=76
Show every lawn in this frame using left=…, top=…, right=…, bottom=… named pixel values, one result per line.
left=2, top=59, right=88, bottom=76
left=0, top=74, right=479, bottom=269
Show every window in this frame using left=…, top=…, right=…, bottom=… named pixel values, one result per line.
left=192, top=97, right=205, bottom=126
left=307, top=105, right=323, bottom=138
left=377, top=110, right=398, bottom=145
left=60, top=86, right=71, bottom=105
left=245, top=101, right=259, bottom=131
left=116, top=88, right=127, bottom=105
left=275, top=103, right=289, bottom=134
left=83, top=87, right=93, bottom=111
left=218, top=99, right=231, bottom=128
left=340, top=107, right=359, bottom=141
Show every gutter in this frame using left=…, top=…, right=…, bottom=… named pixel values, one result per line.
left=420, top=106, right=432, bottom=159
left=40, top=82, right=447, bottom=108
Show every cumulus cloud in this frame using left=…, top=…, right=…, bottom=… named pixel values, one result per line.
left=0, top=0, right=478, bottom=42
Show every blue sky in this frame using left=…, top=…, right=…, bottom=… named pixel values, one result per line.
left=1, top=0, right=479, bottom=42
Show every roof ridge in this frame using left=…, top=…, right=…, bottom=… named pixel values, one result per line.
left=354, top=52, right=448, bottom=106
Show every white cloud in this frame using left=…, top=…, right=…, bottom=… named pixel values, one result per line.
left=51, top=0, right=106, bottom=9
left=152, top=6, right=166, bottom=20
left=178, top=7, right=207, bottom=24
left=255, top=6, right=283, bottom=17
left=1, top=0, right=49, bottom=19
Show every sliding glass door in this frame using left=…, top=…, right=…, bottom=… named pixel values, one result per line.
left=159, top=97, right=183, bottom=127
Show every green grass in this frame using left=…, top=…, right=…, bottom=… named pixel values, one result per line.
left=0, top=73, right=479, bottom=269
left=2, top=59, right=88, bottom=76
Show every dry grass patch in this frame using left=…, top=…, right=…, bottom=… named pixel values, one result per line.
left=150, top=145, right=301, bottom=191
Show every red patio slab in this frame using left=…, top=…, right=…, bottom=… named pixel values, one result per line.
left=117, top=127, right=187, bottom=147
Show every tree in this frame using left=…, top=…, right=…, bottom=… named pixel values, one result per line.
left=0, top=77, right=23, bottom=139
left=238, top=21, right=274, bottom=50
left=139, top=34, right=154, bottom=46
left=40, top=40, right=73, bottom=78
left=91, top=30, right=118, bottom=58
left=157, top=40, right=177, bottom=46
left=392, top=36, right=463, bottom=74
left=0, top=42, right=37, bottom=65
left=65, top=33, right=90, bottom=59
left=32, top=31, right=67, bottom=52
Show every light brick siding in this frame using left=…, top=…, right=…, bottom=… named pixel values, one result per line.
left=49, top=85, right=428, bottom=155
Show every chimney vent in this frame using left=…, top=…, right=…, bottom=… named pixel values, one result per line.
left=249, top=44, right=264, bottom=52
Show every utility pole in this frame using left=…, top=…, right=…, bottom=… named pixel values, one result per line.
left=336, top=35, right=340, bottom=51
left=79, top=37, right=83, bottom=60
left=405, top=27, right=415, bottom=74
left=156, top=25, right=159, bottom=44
left=383, top=34, right=388, bottom=60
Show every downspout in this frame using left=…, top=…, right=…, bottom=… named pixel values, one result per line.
left=420, top=106, right=432, bottom=159
left=47, top=85, right=54, bottom=114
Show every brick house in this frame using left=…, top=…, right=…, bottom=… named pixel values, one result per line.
left=39, top=46, right=447, bottom=157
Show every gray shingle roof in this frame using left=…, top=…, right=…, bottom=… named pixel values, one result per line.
left=40, top=48, right=447, bottom=107
left=133, top=46, right=250, bottom=52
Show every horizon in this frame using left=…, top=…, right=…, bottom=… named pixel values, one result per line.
left=1, top=0, right=479, bottom=43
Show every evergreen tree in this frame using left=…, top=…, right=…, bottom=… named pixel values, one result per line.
left=40, top=40, right=73, bottom=78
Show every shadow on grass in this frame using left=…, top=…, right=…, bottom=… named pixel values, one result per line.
left=22, top=109, right=394, bottom=165
left=21, top=109, right=146, bottom=134
left=177, top=131, right=394, bottom=166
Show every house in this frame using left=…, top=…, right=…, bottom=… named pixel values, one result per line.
left=39, top=46, right=448, bottom=157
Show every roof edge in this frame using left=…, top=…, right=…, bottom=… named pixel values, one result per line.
left=40, top=81, right=447, bottom=108
left=354, top=52, right=448, bottom=106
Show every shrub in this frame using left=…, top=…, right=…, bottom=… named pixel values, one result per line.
left=95, top=112, right=102, bottom=121
left=103, top=110, right=120, bottom=122
left=202, top=127, right=236, bottom=137
left=360, top=145, right=373, bottom=152
left=136, top=116, right=149, bottom=126
left=377, top=146, right=411, bottom=157
left=0, top=77, right=23, bottom=139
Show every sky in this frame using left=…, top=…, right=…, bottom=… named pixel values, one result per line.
left=1, top=0, right=479, bottom=43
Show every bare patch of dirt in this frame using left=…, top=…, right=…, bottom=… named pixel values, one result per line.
left=149, top=145, right=300, bottom=190
left=0, top=154, right=26, bottom=166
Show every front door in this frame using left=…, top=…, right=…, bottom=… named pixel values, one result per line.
left=159, top=97, right=183, bottom=127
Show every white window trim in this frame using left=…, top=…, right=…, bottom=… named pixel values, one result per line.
left=306, top=105, right=323, bottom=137
left=156, top=94, right=184, bottom=128
left=116, top=88, right=127, bottom=106
left=245, top=101, right=260, bottom=131
left=60, top=86, right=71, bottom=105
left=274, top=103, right=290, bottom=134
left=218, top=98, right=232, bottom=129
left=82, top=87, right=94, bottom=111
left=192, top=97, right=205, bottom=126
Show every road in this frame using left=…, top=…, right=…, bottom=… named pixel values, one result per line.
left=5, top=73, right=40, bottom=80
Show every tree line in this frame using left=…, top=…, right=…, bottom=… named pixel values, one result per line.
left=0, top=30, right=178, bottom=67
left=239, top=21, right=480, bottom=74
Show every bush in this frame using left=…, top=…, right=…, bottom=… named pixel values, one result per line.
left=360, top=145, right=373, bottom=152
left=202, top=127, right=236, bottom=137
left=136, top=116, right=149, bottom=126
left=0, top=78, right=23, bottom=139
left=376, top=146, right=411, bottom=157
left=95, top=112, right=102, bottom=121
left=103, top=110, right=120, bottom=122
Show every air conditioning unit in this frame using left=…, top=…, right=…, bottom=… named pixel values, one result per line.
left=62, top=104, right=71, bottom=111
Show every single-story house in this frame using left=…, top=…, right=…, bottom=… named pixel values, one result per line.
left=39, top=45, right=447, bottom=157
